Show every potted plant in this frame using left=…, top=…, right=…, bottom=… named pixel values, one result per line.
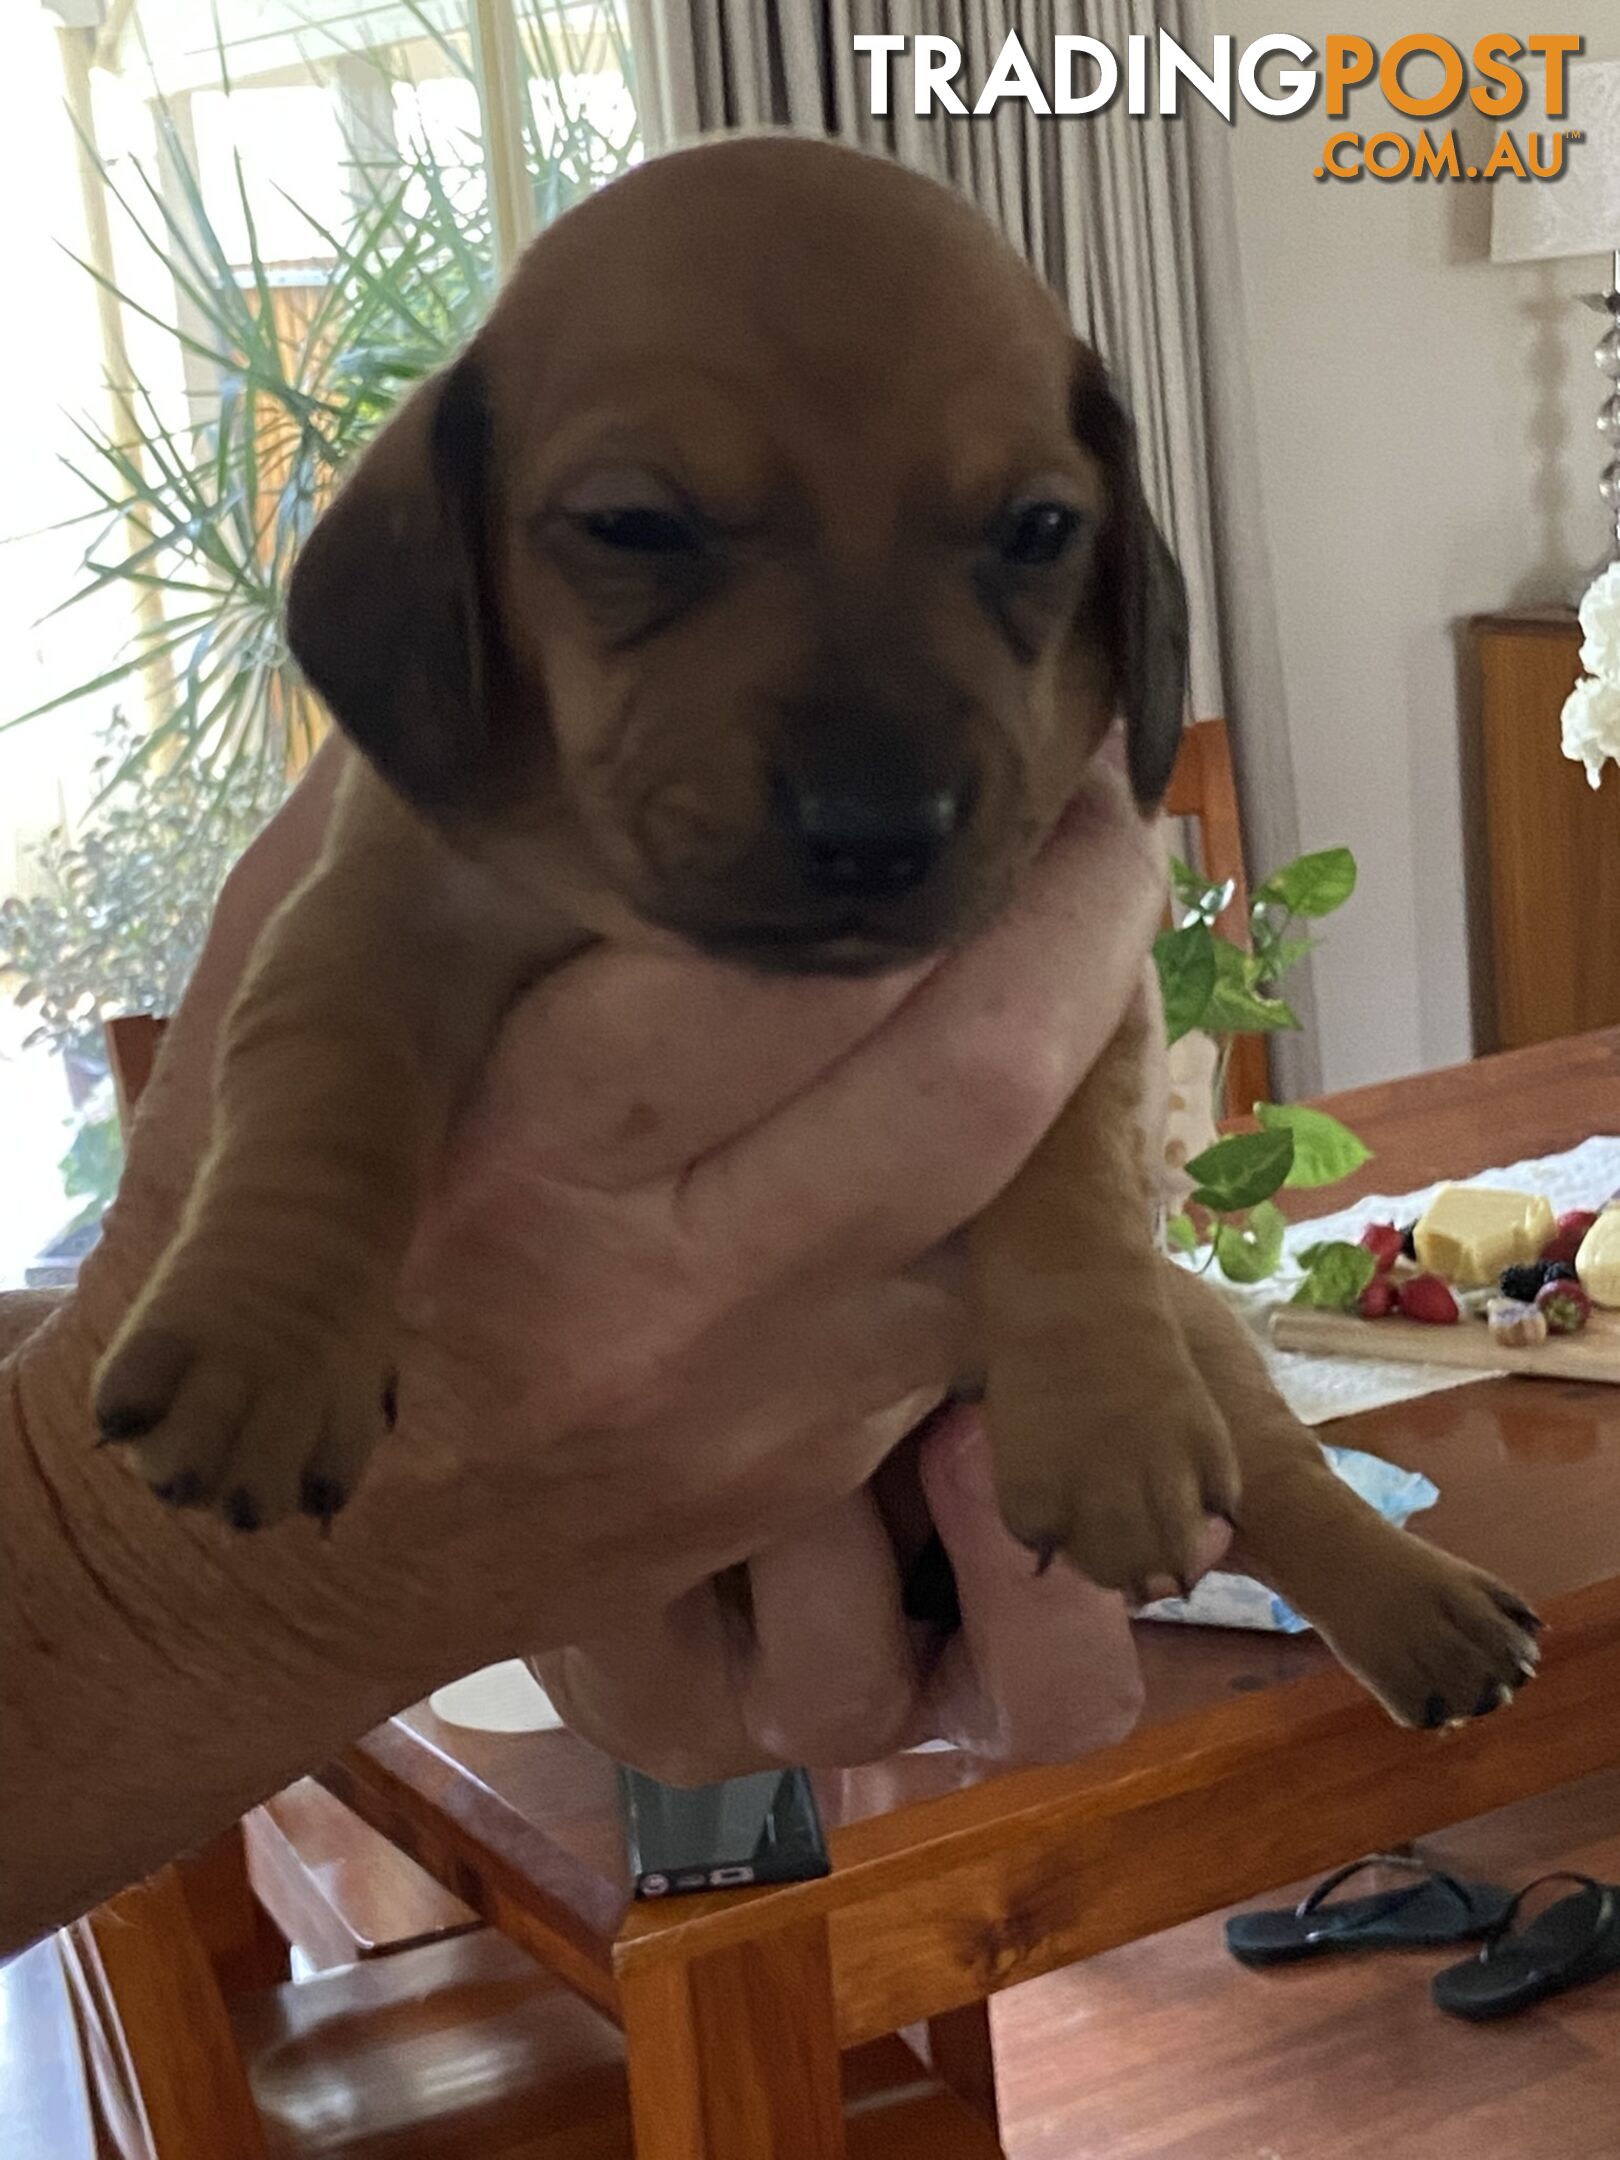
left=1155, top=844, right=1372, bottom=1295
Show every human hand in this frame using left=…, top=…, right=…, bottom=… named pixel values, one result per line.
left=75, top=731, right=1171, bottom=1702
left=532, top=1406, right=1231, bottom=1781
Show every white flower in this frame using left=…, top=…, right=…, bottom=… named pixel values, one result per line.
left=1579, top=561, right=1620, bottom=683
left=1561, top=674, right=1620, bottom=788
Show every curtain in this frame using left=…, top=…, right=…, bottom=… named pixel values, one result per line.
left=628, top=0, right=1318, bottom=1091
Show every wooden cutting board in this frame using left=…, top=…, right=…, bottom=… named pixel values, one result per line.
left=1269, top=1303, right=1620, bottom=1382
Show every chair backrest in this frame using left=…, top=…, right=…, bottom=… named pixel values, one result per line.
left=57, top=1868, right=270, bottom=2160
left=1163, top=718, right=1270, bottom=1120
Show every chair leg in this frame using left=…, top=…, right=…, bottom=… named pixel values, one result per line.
left=177, top=1828, right=290, bottom=1997
left=926, top=2000, right=1000, bottom=2136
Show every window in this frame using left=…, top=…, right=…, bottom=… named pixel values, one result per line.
left=0, top=0, right=640, bottom=1286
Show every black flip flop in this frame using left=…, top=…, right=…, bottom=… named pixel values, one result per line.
left=1432, top=1873, right=1620, bottom=2020
left=1226, top=1854, right=1514, bottom=1968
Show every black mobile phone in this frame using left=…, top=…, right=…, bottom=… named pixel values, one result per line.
left=618, top=1764, right=831, bottom=1899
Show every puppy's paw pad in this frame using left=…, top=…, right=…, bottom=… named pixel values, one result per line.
left=1002, top=1396, right=1237, bottom=1602
left=94, top=1314, right=391, bottom=1532
left=1320, top=1550, right=1540, bottom=1730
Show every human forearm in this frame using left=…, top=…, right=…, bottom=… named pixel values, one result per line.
left=1, top=1269, right=582, bottom=1956
left=0, top=1291, right=66, bottom=1359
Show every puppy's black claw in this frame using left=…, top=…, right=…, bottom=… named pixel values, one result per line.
left=96, top=1406, right=157, bottom=1444
left=300, top=1472, right=347, bottom=1528
left=1020, top=1534, right=1062, bottom=1578
left=1497, top=1596, right=1545, bottom=1633
left=152, top=1468, right=205, bottom=1509
left=1421, top=1693, right=1450, bottom=1731
left=1473, top=1682, right=1507, bottom=1718
left=224, top=1487, right=261, bottom=1534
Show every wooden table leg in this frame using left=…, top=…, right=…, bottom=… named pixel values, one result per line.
left=621, top=1918, right=846, bottom=2160
left=926, top=2000, right=999, bottom=2135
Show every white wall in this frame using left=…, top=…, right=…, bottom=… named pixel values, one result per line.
left=1213, top=4, right=1616, bottom=1089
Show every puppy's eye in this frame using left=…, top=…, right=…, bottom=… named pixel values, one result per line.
left=574, top=506, right=701, bottom=556
left=999, top=501, right=1083, bottom=568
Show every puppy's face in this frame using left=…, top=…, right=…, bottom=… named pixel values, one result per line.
left=288, top=138, right=1187, bottom=972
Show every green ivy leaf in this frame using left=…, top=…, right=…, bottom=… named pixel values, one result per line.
left=1165, top=1211, right=1200, bottom=1255
left=1261, top=935, right=1319, bottom=978
left=1213, top=1199, right=1287, bottom=1284
left=1153, top=921, right=1217, bottom=1045
left=1204, top=942, right=1301, bottom=1035
left=1291, top=1240, right=1377, bottom=1308
left=1168, top=854, right=1207, bottom=905
left=1255, top=847, right=1357, bottom=920
left=1254, top=1102, right=1372, bottom=1189
left=1185, top=1127, right=1295, bottom=1213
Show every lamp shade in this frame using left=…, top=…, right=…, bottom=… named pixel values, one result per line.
left=1491, top=59, right=1620, bottom=263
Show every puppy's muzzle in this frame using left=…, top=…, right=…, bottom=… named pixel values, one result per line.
left=769, top=769, right=972, bottom=900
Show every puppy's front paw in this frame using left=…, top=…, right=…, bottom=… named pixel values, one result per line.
left=988, top=1359, right=1240, bottom=1604
left=94, top=1294, right=395, bottom=1531
left=1300, top=1530, right=1541, bottom=1730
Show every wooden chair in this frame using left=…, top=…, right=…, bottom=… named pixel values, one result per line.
left=242, top=1779, right=479, bottom=1972
left=56, top=1863, right=1004, bottom=2159
left=58, top=1865, right=632, bottom=2160
left=1163, top=716, right=1271, bottom=1119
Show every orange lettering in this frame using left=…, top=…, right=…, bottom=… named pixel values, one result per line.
left=1365, top=131, right=1413, bottom=178
left=1325, top=35, right=1376, bottom=117
left=1528, top=34, right=1582, bottom=117
left=1413, top=129, right=1463, bottom=178
left=1382, top=33, right=1466, bottom=119
left=1471, top=34, right=1524, bottom=118
left=1321, top=132, right=1362, bottom=178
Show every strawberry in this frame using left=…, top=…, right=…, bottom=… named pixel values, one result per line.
left=1398, top=1273, right=1460, bottom=1325
left=1358, top=1275, right=1400, bottom=1318
left=1358, top=1222, right=1404, bottom=1275
left=1536, top=1278, right=1593, bottom=1335
left=1540, top=1210, right=1600, bottom=1267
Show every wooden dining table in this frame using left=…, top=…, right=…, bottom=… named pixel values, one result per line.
left=322, top=1027, right=1620, bottom=2159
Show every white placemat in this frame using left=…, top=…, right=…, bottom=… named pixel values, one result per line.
left=428, top=1660, right=565, bottom=1733
left=1185, top=1134, right=1620, bottom=1425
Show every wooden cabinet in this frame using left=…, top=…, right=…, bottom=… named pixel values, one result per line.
left=1477, top=608, right=1620, bottom=1049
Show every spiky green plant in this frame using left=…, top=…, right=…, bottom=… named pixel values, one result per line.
left=7, top=6, right=640, bottom=799
left=9, top=112, right=495, bottom=796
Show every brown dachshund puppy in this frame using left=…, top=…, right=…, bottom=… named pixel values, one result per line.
left=95, top=136, right=1536, bottom=1729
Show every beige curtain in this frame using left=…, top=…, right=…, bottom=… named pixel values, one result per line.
left=629, top=0, right=1318, bottom=1090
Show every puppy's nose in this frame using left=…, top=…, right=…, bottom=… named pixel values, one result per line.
left=772, top=775, right=966, bottom=897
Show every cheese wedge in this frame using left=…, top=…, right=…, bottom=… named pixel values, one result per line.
left=1576, top=1206, right=1620, bottom=1308
left=1412, top=1184, right=1556, bottom=1287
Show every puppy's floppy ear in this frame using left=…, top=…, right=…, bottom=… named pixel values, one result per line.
left=286, top=354, right=502, bottom=814
left=1070, top=353, right=1189, bottom=808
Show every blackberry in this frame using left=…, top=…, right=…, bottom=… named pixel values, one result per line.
left=1499, top=1261, right=1553, bottom=1302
